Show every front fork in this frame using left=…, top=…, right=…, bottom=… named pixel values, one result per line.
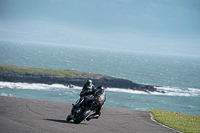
left=71, top=97, right=84, bottom=115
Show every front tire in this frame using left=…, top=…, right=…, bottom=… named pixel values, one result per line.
left=66, top=115, right=72, bottom=121
left=73, top=107, right=91, bottom=124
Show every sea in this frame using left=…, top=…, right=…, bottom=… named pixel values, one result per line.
left=0, top=41, right=200, bottom=116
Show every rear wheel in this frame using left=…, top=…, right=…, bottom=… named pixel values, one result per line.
left=73, top=107, right=91, bottom=124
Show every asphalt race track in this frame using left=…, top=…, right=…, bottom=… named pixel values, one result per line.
left=0, top=96, right=178, bottom=133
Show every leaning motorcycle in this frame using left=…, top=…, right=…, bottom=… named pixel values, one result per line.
left=66, top=95, right=100, bottom=124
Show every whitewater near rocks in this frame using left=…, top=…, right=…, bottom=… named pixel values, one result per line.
left=1, top=81, right=199, bottom=97
left=1, top=81, right=200, bottom=116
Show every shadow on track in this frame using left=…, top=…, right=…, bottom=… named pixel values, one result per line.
left=44, top=119, right=73, bottom=124
left=44, top=119, right=88, bottom=125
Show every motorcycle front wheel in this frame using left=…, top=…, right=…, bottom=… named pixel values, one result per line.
left=73, top=107, right=91, bottom=124
left=66, top=115, right=72, bottom=121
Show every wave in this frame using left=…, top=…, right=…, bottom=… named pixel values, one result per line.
left=0, top=81, right=199, bottom=97
left=105, top=86, right=200, bottom=97
left=0, top=92, right=13, bottom=97
left=106, top=88, right=148, bottom=95
left=0, top=81, right=82, bottom=91
left=155, top=86, right=200, bottom=97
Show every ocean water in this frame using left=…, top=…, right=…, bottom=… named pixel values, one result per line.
left=0, top=41, right=200, bottom=115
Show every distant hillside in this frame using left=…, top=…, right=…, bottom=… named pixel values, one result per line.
left=0, top=64, right=159, bottom=92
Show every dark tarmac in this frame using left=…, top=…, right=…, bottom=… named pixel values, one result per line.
left=0, top=96, right=179, bottom=133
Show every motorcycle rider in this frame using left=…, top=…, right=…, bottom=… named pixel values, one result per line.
left=86, top=85, right=106, bottom=121
left=68, top=80, right=106, bottom=122
left=69, top=80, right=95, bottom=117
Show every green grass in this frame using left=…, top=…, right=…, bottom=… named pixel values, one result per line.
left=149, top=110, right=200, bottom=133
left=0, top=64, right=113, bottom=79
left=0, top=64, right=89, bottom=77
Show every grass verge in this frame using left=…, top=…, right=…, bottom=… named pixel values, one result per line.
left=0, top=64, right=88, bottom=77
left=149, top=110, right=200, bottom=133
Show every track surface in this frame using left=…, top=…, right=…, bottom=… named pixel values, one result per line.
left=0, top=96, right=178, bottom=133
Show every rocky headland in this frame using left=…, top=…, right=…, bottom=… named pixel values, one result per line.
left=0, top=64, right=162, bottom=93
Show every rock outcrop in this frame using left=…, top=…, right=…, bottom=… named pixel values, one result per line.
left=0, top=71, right=158, bottom=92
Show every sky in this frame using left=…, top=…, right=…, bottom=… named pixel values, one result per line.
left=0, top=0, right=200, bottom=56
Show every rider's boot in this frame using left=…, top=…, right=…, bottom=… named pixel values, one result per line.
left=86, top=112, right=100, bottom=121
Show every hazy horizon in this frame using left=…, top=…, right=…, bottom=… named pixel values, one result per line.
left=0, top=0, right=199, bottom=56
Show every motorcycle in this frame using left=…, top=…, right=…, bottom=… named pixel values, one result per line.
left=66, top=95, right=100, bottom=124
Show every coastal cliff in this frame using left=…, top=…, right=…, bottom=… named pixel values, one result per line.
left=0, top=64, right=158, bottom=92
